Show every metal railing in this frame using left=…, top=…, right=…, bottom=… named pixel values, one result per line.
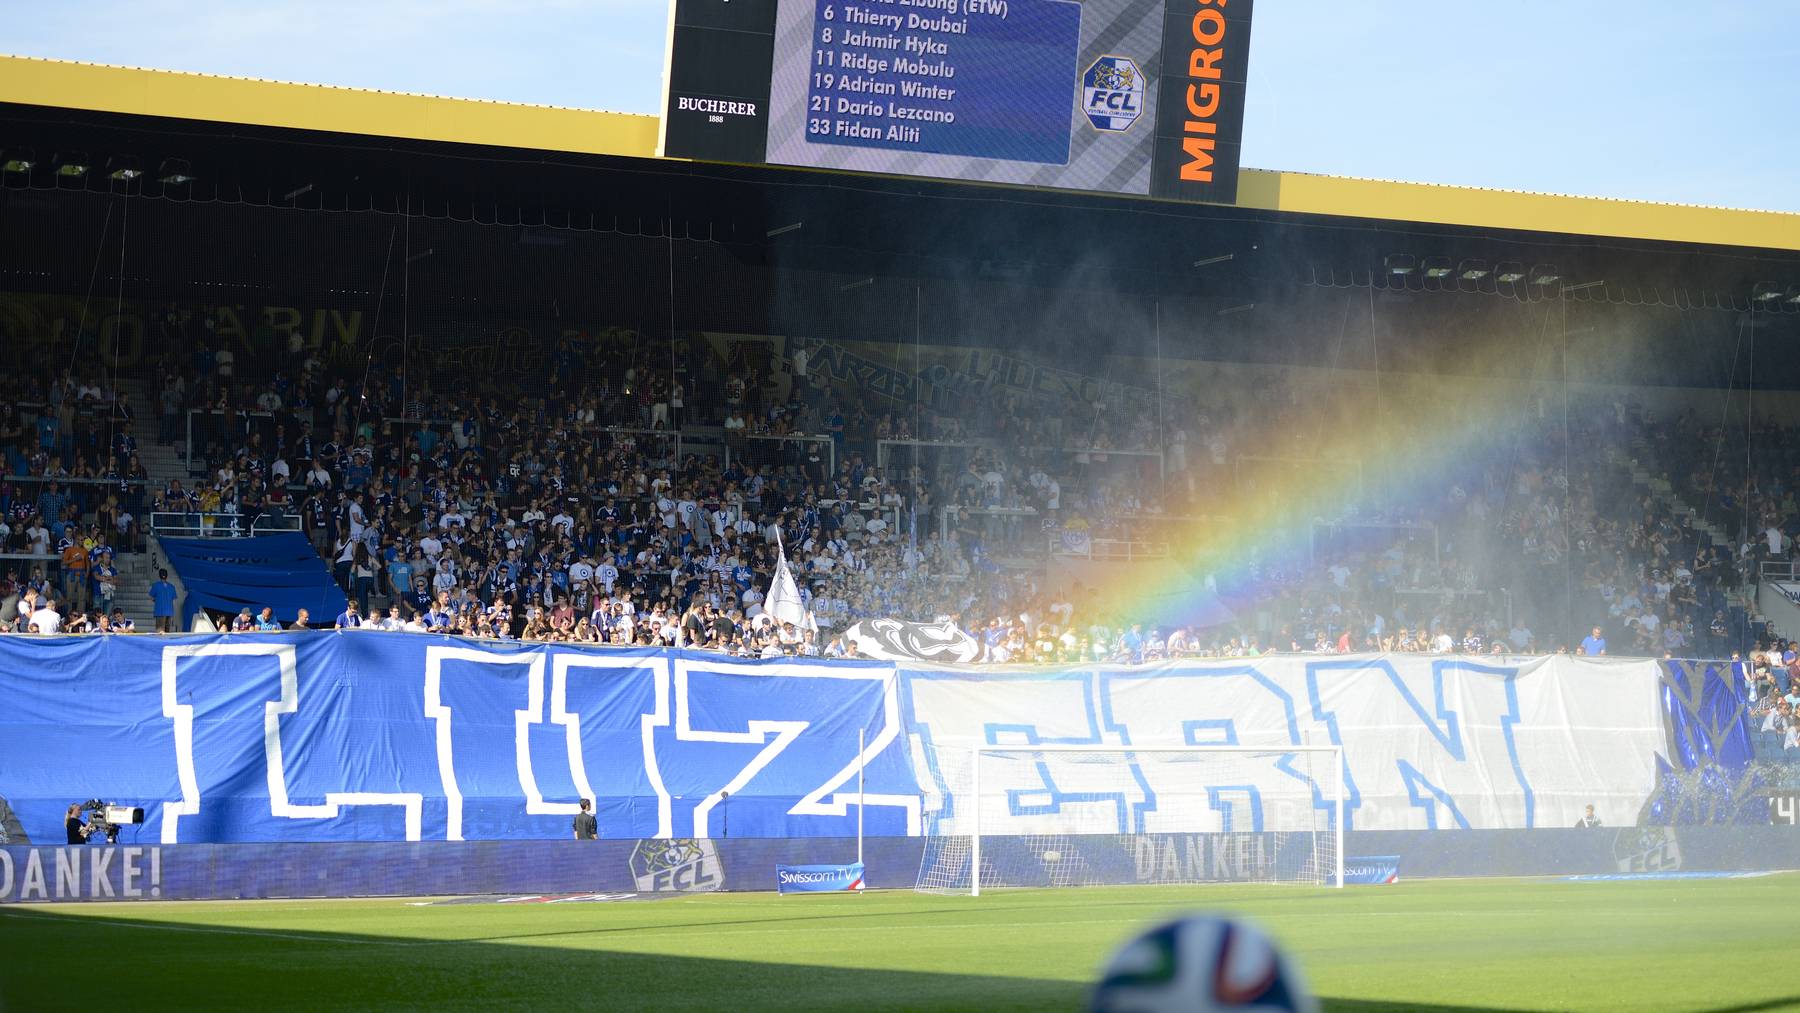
left=0, top=474, right=147, bottom=489
left=876, top=438, right=992, bottom=472
left=1032, top=444, right=1165, bottom=483
left=148, top=512, right=302, bottom=539
left=186, top=411, right=743, bottom=474
left=1048, top=534, right=1170, bottom=561
left=724, top=432, right=834, bottom=478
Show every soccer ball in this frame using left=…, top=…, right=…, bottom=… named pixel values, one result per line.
left=1090, top=914, right=1315, bottom=1013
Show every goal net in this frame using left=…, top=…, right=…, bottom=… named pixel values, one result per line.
left=915, top=745, right=1343, bottom=895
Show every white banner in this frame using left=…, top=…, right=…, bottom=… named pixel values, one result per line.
left=897, top=654, right=1667, bottom=832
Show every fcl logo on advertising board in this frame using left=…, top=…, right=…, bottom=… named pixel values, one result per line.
left=1081, top=56, right=1145, bottom=131
left=629, top=838, right=725, bottom=893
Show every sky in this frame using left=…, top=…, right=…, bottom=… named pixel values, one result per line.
left=5, top=0, right=1798, bottom=212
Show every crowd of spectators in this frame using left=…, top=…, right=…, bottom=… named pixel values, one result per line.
left=0, top=365, right=148, bottom=632
left=1, top=310, right=1786, bottom=666
left=1748, top=641, right=1800, bottom=751
left=0, top=587, right=137, bottom=635
left=0, top=372, right=148, bottom=543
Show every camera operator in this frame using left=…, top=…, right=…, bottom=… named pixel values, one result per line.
left=68, top=800, right=130, bottom=843
left=65, top=802, right=91, bottom=844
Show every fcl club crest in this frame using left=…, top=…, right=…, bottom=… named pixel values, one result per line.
left=1081, top=56, right=1144, bottom=131
left=1613, top=827, right=1682, bottom=874
left=629, top=838, right=725, bottom=893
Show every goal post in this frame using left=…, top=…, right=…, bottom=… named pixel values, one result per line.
left=916, top=744, right=1345, bottom=895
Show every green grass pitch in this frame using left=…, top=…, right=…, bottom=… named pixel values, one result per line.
left=3, top=875, right=1796, bottom=1011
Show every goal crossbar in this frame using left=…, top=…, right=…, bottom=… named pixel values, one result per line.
left=958, top=744, right=1345, bottom=895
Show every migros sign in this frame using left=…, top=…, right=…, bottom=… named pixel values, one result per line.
left=1178, top=0, right=1232, bottom=184
left=1152, top=0, right=1254, bottom=203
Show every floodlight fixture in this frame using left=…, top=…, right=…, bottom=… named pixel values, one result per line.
left=157, top=158, right=195, bottom=184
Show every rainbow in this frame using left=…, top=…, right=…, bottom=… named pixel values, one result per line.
left=1077, top=300, right=1572, bottom=634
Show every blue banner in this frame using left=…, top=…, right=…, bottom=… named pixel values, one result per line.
left=776, top=862, right=866, bottom=893
left=0, top=634, right=916, bottom=845
left=1342, top=855, right=1400, bottom=885
left=160, top=533, right=347, bottom=623
left=0, top=640, right=1762, bottom=846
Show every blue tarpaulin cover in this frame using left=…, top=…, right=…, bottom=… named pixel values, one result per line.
left=160, top=533, right=347, bottom=622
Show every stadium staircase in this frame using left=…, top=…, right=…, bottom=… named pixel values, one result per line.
left=114, top=378, right=191, bottom=490
left=108, top=550, right=160, bottom=633
left=113, top=377, right=190, bottom=631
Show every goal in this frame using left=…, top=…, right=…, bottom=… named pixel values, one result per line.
left=915, top=745, right=1343, bottom=895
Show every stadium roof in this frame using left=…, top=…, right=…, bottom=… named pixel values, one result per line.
left=4, top=53, right=1797, bottom=254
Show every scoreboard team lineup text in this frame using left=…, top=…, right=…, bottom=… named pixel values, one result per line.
left=806, top=0, right=1081, bottom=163
left=662, top=0, right=1253, bottom=203
left=810, top=2, right=972, bottom=144
left=809, top=0, right=1012, bottom=142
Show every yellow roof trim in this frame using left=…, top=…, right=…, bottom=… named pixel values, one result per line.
left=4, top=54, right=1795, bottom=252
left=1235, top=169, right=1800, bottom=253
left=0, top=54, right=658, bottom=160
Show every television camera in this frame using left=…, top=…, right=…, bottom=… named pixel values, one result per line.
left=79, top=799, right=145, bottom=843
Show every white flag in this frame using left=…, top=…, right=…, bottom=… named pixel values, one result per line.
left=763, top=531, right=817, bottom=632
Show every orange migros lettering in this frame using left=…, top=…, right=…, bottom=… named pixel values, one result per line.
left=1191, top=7, right=1226, bottom=46
left=1185, top=83, right=1220, bottom=120
left=1179, top=0, right=1231, bottom=184
left=1180, top=137, right=1217, bottom=181
left=1188, top=46, right=1224, bottom=80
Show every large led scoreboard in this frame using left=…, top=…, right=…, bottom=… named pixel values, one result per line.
left=660, top=0, right=1254, bottom=203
